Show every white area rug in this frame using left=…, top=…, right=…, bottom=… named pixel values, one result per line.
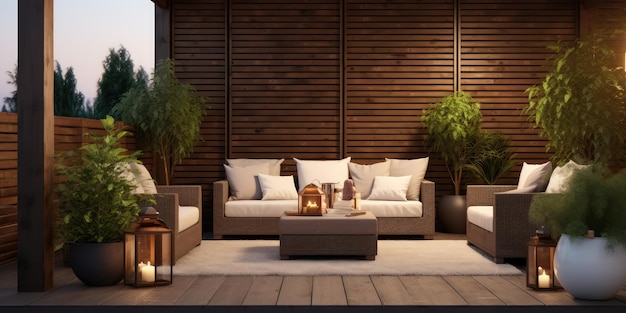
left=173, top=240, right=522, bottom=276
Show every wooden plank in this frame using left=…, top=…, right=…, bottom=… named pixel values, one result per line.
left=399, top=276, right=468, bottom=305
left=136, top=275, right=197, bottom=305
left=342, top=276, right=381, bottom=305
left=207, top=276, right=254, bottom=305
left=473, top=275, right=542, bottom=305
left=276, top=276, right=312, bottom=305
left=370, top=276, right=414, bottom=305
left=311, top=276, right=347, bottom=305
left=175, top=276, right=227, bottom=305
left=444, top=276, right=504, bottom=305
left=242, top=276, right=283, bottom=305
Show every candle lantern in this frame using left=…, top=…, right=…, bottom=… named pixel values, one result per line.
left=124, top=207, right=173, bottom=287
left=527, top=226, right=561, bottom=290
left=298, top=183, right=326, bottom=215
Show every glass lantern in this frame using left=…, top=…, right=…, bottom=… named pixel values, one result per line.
left=298, top=183, right=326, bottom=215
left=527, top=226, right=561, bottom=290
left=124, top=207, right=173, bottom=287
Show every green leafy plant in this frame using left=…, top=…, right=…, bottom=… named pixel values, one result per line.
left=55, top=116, right=153, bottom=243
left=466, top=132, right=516, bottom=185
left=529, top=166, right=626, bottom=247
left=422, top=91, right=482, bottom=195
left=113, top=58, right=210, bottom=185
left=524, top=30, right=626, bottom=167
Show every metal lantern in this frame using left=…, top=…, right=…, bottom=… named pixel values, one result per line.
left=124, top=207, right=173, bottom=287
left=527, top=226, right=561, bottom=290
left=298, top=183, right=326, bottom=215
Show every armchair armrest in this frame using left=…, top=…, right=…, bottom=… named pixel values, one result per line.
left=152, top=192, right=179, bottom=232
left=156, top=185, right=202, bottom=207
left=466, top=185, right=517, bottom=207
left=420, top=180, right=435, bottom=219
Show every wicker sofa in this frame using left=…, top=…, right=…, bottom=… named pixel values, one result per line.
left=212, top=179, right=435, bottom=239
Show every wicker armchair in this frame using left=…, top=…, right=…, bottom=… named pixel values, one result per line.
left=151, top=185, right=202, bottom=264
left=465, top=185, right=541, bottom=263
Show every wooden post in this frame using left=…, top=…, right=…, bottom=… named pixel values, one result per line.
left=17, top=0, right=55, bottom=291
left=153, top=0, right=171, bottom=184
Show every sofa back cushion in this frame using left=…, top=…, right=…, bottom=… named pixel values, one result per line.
left=224, top=163, right=271, bottom=200
left=226, top=158, right=284, bottom=176
left=517, top=161, right=552, bottom=192
left=386, top=157, right=429, bottom=200
left=294, top=157, right=351, bottom=192
left=348, top=160, right=391, bottom=199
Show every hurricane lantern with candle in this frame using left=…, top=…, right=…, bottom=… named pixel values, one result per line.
left=527, top=226, right=561, bottom=290
left=298, top=183, right=326, bottom=215
left=124, top=207, right=173, bottom=287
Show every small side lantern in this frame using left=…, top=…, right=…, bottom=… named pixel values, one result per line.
left=124, top=207, right=173, bottom=287
left=527, top=226, right=561, bottom=290
left=298, top=183, right=326, bottom=215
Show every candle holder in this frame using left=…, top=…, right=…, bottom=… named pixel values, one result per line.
left=124, top=207, right=173, bottom=287
left=526, top=226, right=561, bottom=290
left=298, top=183, right=326, bottom=215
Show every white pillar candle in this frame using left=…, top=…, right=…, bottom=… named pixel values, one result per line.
left=141, top=261, right=155, bottom=283
left=538, top=267, right=550, bottom=288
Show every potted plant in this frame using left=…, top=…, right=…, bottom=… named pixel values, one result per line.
left=421, top=90, right=482, bottom=233
left=113, top=58, right=210, bottom=185
left=466, top=131, right=516, bottom=185
left=529, top=166, right=626, bottom=300
left=524, top=30, right=626, bottom=167
left=55, top=115, right=154, bottom=286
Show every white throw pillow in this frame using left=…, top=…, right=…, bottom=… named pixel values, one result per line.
left=367, top=175, right=412, bottom=201
left=226, top=158, right=284, bottom=176
left=386, top=157, right=429, bottom=200
left=348, top=160, right=391, bottom=199
left=257, top=173, right=298, bottom=200
left=129, top=162, right=157, bottom=194
left=294, top=157, right=351, bottom=192
left=517, top=161, right=552, bottom=192
left=224, top=163, right=271, bottom=200
left=545, top=160, right=588, bottom=193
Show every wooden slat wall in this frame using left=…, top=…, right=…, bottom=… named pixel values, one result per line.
left=229, top=0, right=342, bottom=176
left=171, top=0, right=227, bottom=213
left=459, top=0, right=578, bottom=185
left=345, top=0, right=455, bottom=195
left=0, top=114, right=136, bottom=266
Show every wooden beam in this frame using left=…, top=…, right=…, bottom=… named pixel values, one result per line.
left=152, top=0, right=168, bottom=9
left=17, top=0, right=55, bottom=291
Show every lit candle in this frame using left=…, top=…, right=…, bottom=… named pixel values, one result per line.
left=142, top=261, right=155, bottom=283
left=307, top=201, right=318, bottom=209
left=538, top=266, right=550, bottom=288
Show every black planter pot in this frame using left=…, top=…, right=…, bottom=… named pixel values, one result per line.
left=437, top=195, right=467, bottom=234
left=68, top=242, right=124, bottom=286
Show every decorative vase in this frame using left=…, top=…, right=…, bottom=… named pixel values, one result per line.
left=68, top=242, right=124, bottom=286
left=437, top=195, right=467, bottom=234
left=554, top=234, right=626, bottom=300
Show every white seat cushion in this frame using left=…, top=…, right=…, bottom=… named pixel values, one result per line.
left=467, top=205, right=493, bottom=232
left=178, top=205, right=199, bottom=233
left=225, top=200, right=299, bottom=217
left=360, top=199, right=423, bottom=217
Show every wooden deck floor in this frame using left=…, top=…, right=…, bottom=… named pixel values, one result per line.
left=1, top=234, right=625, bottom=313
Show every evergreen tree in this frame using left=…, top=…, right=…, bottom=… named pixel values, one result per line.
left=2, top=64, right=18, bottom=113
left=53, top=62, right=87, bottom=117
left=93, top=46, right=137, bottom=119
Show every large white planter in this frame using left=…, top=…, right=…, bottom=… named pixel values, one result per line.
left=554, top=234, right=626, bottom=300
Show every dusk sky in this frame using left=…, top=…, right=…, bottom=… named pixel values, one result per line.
left=0, top=0, right=155, bottom=105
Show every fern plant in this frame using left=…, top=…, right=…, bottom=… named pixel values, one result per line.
left=529, top=166, right=626, bottom=247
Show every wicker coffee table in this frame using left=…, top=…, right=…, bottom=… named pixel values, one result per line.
left=279, top=210, right=378, bottom=260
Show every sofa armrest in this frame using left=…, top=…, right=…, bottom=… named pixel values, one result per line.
left=420, top=180, right=435, bottom=218
left=213, top=180, right=229, bottom=219
left=466, top=185, right=517, bottom=207
left=156, top=185, right=202, bottom=208
left=492, top=191, right=542, bottom=236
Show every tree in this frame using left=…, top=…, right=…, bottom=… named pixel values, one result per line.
left=113, top=58, right=210, bottom=185
left=2, top=64, right=18, bottom=112
left=93, top=46, right=138, bottom=119
left=54, top=62, right=86, bottom=117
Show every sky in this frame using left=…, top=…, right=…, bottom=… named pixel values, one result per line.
left=0, top=0, right=155, bottom=104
